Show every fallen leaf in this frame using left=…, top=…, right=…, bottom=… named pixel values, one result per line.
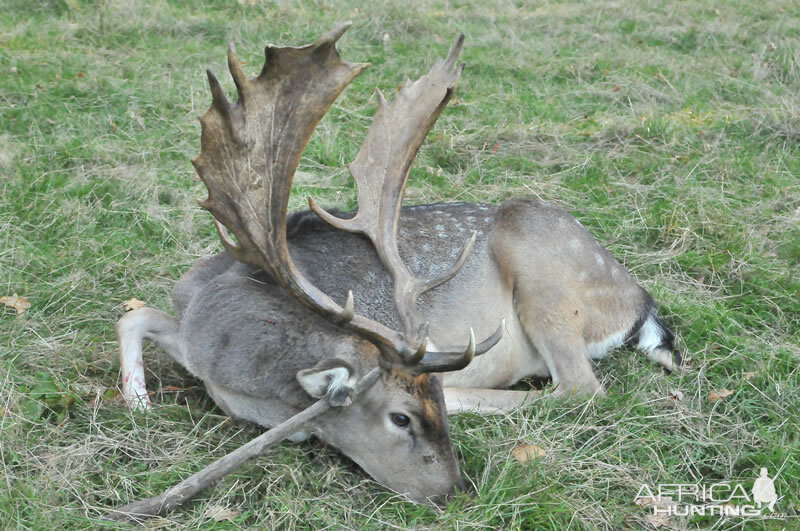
left=668, top=390, right=684, bottom=401
left=1, top=293, right=31, bottom=315
left=743, top=371, right=757, bottom=380
left=636, top=496, right=654, bottom=506
left=646, top=513, right=670, bottom=528
left=123, top=298, right=146, bottom=311
left=205, top=505, right=240, bottom=521
left=708, top=389, right=734, bottom=402
left=611, top=84, right=622, bottom=92
left=512, top=444, right=547, bottom=463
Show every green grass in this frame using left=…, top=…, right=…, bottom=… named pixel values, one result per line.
left=1, top=0, right=799, bottom=528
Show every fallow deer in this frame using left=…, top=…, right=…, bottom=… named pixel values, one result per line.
left=116, top=25, right=680, bottom=504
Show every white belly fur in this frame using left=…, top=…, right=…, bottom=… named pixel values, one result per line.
left=441, top=311, right=549, bottom=388
left=586, top=329, right=628, bottom=359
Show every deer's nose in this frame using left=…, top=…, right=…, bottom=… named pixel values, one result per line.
left=428, top=473, right=468, bottom=507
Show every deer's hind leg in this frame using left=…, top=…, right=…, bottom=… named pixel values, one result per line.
left=116, top=307, right=182, bottom=409
left=513, top=290, right=604, bottom=396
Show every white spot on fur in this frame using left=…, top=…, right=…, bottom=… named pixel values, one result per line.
left=570, top=239, right=582, bottom=250
left=328, top=367, right=353, bottom=392
left=287, top=431, right=310, bottom=442
left=587, top=329, right=627, bottom=359
left=297, top=367, right=353, bottom=398
left=594, top=254, right=604, bottom=266
left=637, top=314, right=664, bottom=353
left=578, top=271, right=588, bottom=281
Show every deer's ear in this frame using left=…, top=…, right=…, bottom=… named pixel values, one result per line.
left=296, top=359, right=356, bottom=405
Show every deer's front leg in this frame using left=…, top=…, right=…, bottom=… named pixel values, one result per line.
left=116, top=307, right=181, bottom=409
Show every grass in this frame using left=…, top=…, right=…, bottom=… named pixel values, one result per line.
left=1, top=0, right=798, bottom=528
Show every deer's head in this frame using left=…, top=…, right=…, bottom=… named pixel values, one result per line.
left=298, top=355, right=464, bottom=502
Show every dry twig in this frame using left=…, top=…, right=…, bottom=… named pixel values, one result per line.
left=104, top=368, right=380, bottom=522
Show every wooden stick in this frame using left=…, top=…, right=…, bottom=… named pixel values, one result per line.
left=104, top=368, right=380, bottom=522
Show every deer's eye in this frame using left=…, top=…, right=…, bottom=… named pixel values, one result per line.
left=390, top=413, right=410, bottom=427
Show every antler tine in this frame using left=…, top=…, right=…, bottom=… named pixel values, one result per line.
left=227, top=42, right=248, bottom=99
left=411, top=319, right=506, bottom=374
left=308, top=35, right=480, bottom=352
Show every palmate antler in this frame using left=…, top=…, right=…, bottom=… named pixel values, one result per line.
left=193, top=24, right=503, bottom=372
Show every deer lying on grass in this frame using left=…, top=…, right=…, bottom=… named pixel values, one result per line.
left=116, top=25, right=680, bottom=504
